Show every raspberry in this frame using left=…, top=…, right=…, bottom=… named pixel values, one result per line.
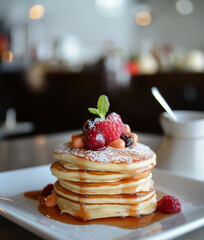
left=41, top=184, right=54, bottom=197
left=106, top=112, right=124, bottom=134
left=95, top=120, right=121, bottom=143
left=157, top=195, right=182, bottom=214
left=85, top=127, right=106, bottom=150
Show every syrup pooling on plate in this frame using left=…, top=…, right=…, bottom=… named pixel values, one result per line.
left=23, top=190, right=172, bottom=229
left=23, top=191, right=40, bottom=200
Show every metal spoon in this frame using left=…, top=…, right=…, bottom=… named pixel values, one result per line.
left=151, top=87, right=178, bottom=122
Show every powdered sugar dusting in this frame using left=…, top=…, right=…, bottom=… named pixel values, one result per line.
left=85, top=118, right=102, bottom=130
left=107, top=112, right=120, bottom=122
left=54, top=142, right=155, bottom=164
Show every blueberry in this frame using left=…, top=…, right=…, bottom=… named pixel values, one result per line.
left=120, top=135, right=134, bottom=147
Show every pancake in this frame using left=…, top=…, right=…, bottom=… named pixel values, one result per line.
left=50, top=161, right=154, bottom=182
left=55, top=192, right=157, bottom=220
left=54, top=180, right=155, bottom=204
left=52, top=141, right=157, bottom=220
left=59, top=172, right=154, bottom=195
left=53, top=142, right=156, bottom=173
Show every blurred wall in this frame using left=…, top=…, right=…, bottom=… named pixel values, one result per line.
left=1, top=0, right=204, bottom=64
left=147, top=0, right=204, bottom=49
left=1, top=0, right=137, bottom=63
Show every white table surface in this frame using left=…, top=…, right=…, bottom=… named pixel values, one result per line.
left=0, top=131, right=203, bottom=240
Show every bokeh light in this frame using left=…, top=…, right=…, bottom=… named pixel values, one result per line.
left=29, top=5, right=45, bottom=20
left=176, top=0, right=194, bottom=15
left=136, top=11, right=152, bottom=26
left=1, top=50, right=14, bottom=63
left=95, top=0, right=124, bottom=17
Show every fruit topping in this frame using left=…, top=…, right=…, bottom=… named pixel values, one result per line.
left=85, top=127, right=106, bottom=150
left=41, top=184, right=54, bottom=197
left=123, top=124, right=131, bottom=134
left=83, top=118, right=98, bottom=134
left=157, top=195, right=182, bottom=214
left=95, top=120, right=121, bottom=143
left=72, top=134, right=85, bottom=148
left=45, top=193, right=57, bottom=207
left=126, top=132, right=138, bottom=146
left=73, top=95, right=138, bottom=150
left=107, top=138, right=125, bottom=149
left=106, top=112, right=124, bottom=133
left=120, top=135, right=134, bottom=147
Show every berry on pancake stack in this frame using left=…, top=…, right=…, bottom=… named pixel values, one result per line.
left=51, top=95, right=157, bottom=220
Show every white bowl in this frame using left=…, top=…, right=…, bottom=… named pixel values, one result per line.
left=160, top=110, right=204, bottom=139
left=157, top=110, right=204, bottom=181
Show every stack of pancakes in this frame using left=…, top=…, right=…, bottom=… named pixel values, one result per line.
left=51, top=142, right=157, bottom=220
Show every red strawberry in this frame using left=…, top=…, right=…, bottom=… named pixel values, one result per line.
left=85, top=127, right=106, bottom=150
left=95, top=120, right=121, bottom=143
left=106, top=112, right=124, bottom=134
left=157, top=195, right=182, bottom=214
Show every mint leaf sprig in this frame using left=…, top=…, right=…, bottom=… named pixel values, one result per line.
left=88, top=95, right=110, bottom=120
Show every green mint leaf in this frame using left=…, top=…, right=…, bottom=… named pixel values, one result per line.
left=97, top=95, right=110, bottom=119
left=88, top=108, right=101, bottom=117
left=88, top=95, right=110, bottom=119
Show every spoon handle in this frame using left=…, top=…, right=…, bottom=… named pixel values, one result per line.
left=151, top=87, right=178, bottom=122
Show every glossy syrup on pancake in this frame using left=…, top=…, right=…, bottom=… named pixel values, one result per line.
left=50, top=161, right=154, bottom=182
left=54, top=181, right=155, bottom=204
left=23, top=190, right=172, bottom=229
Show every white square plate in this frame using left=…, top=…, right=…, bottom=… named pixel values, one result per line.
left=0, top=165, right=204, bottom=240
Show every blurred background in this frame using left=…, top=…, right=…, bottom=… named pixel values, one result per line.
left=1, top=0, right=204, bottom=139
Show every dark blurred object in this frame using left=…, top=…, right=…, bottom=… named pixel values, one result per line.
left=0, top=20, right=11, bottom=69
left=26, top=71, right=105, bottom=134
left=1, top=70, right=204, bottom=138
left=0, top=72, right=25, bottom=122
